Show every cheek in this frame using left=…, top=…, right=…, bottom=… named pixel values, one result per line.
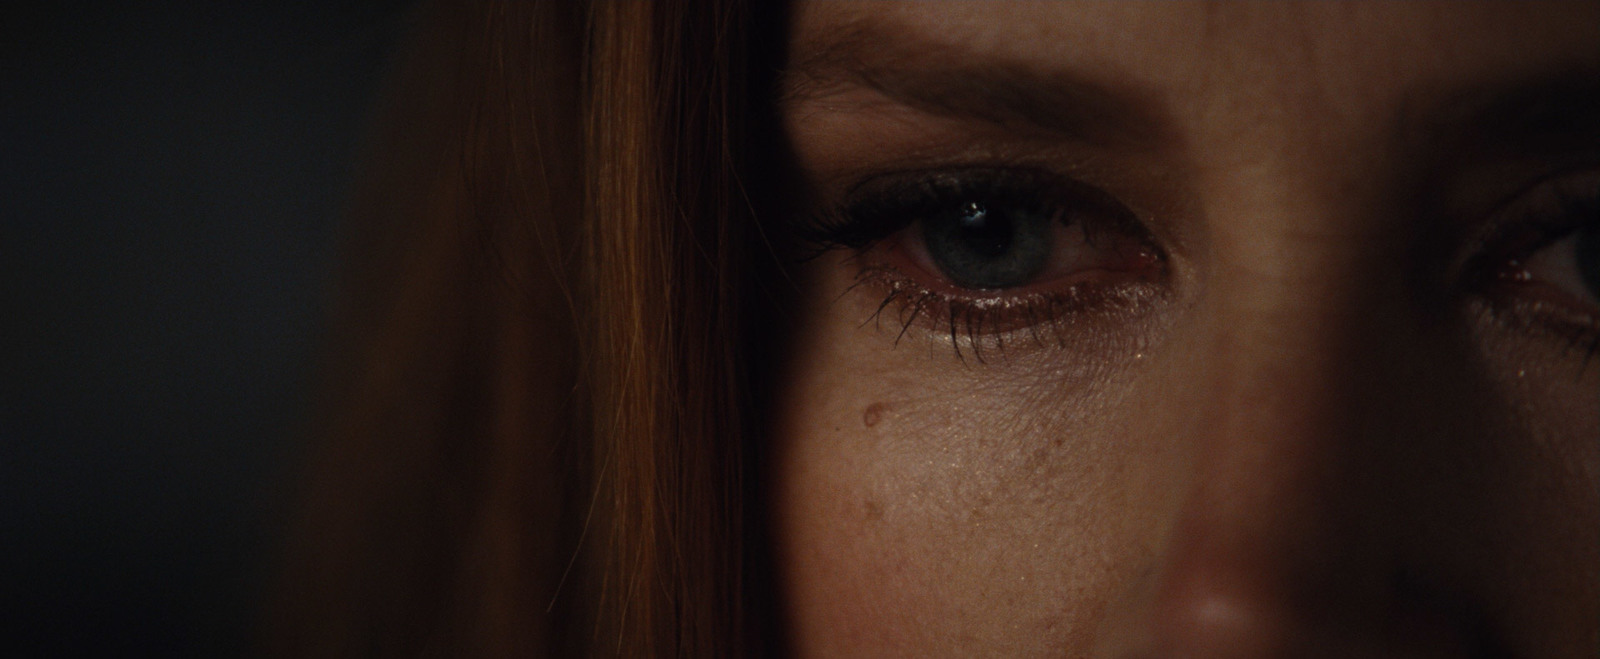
left=769, top=269, right=1174, bottom=656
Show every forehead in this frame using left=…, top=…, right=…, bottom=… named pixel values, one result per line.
left=788, top=2, right=1600, bottom=123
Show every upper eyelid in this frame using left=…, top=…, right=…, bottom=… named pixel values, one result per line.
left=1474, top=169, right=1600, bottom=251
left=842, top=166, right=1133, bottom=218
left=799, top=166, right=1139, bottom=252
left=803, top=168, right=1056, bottom=245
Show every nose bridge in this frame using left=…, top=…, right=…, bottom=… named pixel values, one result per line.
left=1184, top=244, right=1382, bottom=563
left=1194, top=128, right=1412, bottom=454
left=1129, top=171, right=1421, bottom=655
left=1173, top=208, right=1388, bottom=588
left=1202, top=199, right=1392, bottom=480
left=1206, top=247, right=1373, bottom=448
left=1193, top=158, right=1397, bottom=504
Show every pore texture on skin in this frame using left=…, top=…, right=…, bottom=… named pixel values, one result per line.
left=771, top=2, right=1600, bottom=657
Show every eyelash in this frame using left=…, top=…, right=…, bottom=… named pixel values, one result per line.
left=794, top=168, right=1168, bottom=359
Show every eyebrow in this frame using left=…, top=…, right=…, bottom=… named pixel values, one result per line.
left=1414, top=72, right=1600, bottom=157
left=782, top=20, right=1600, bottom=161
left=779, top=23, right=1173, bottom=149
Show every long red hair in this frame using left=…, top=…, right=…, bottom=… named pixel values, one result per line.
left=267, top=2, right=788, bottom=655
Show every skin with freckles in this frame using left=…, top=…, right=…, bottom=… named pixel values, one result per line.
left=770, top=2, right=1600, bottom=657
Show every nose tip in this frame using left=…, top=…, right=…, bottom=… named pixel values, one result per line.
left=1096, top=549, right=1505, bottom=659
left=1146, top=572, right=1298, bottom=658
left=1106, top=540, right=1327, bottom=659
left=1081, top=259, right=1527, bottom=658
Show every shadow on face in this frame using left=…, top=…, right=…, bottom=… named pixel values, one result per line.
left=770, top=2, right=1600, bottom=657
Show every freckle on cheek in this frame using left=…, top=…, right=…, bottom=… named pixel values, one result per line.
left=863, top=401, right=891, bottom=427
left=864, top=499, right=882, bottom=521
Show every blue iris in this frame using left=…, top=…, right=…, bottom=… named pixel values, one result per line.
left=922, top=200, right=1052, bottom=290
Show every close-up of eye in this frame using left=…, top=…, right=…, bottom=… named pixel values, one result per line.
left=796, top=169, right=1167, bottom=347
left=1471, top=172, right=1600, bottom=348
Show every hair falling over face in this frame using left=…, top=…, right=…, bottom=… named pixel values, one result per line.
left=268, top=2, right=787, bottom=656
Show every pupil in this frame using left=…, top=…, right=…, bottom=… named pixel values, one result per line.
left=922, top=198, right=1052, bottom=290
left=957, top=202, right=1012, bottom=258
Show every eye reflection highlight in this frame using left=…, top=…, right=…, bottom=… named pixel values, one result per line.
left=921, top=199, right=1053, bottom=290
left=793, top=167, right=1168, bottom=357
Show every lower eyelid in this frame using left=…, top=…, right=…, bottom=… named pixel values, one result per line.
left=844, top=255, right=1168, bottom=358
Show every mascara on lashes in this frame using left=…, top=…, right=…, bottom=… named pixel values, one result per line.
left=792, top=167, right=1170, bottom=355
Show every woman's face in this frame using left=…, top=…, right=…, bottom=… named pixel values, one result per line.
left=771, top=2, right=1599, bottom=656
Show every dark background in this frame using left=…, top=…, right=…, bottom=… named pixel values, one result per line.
left=3, top=2, right=415, bottom=654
